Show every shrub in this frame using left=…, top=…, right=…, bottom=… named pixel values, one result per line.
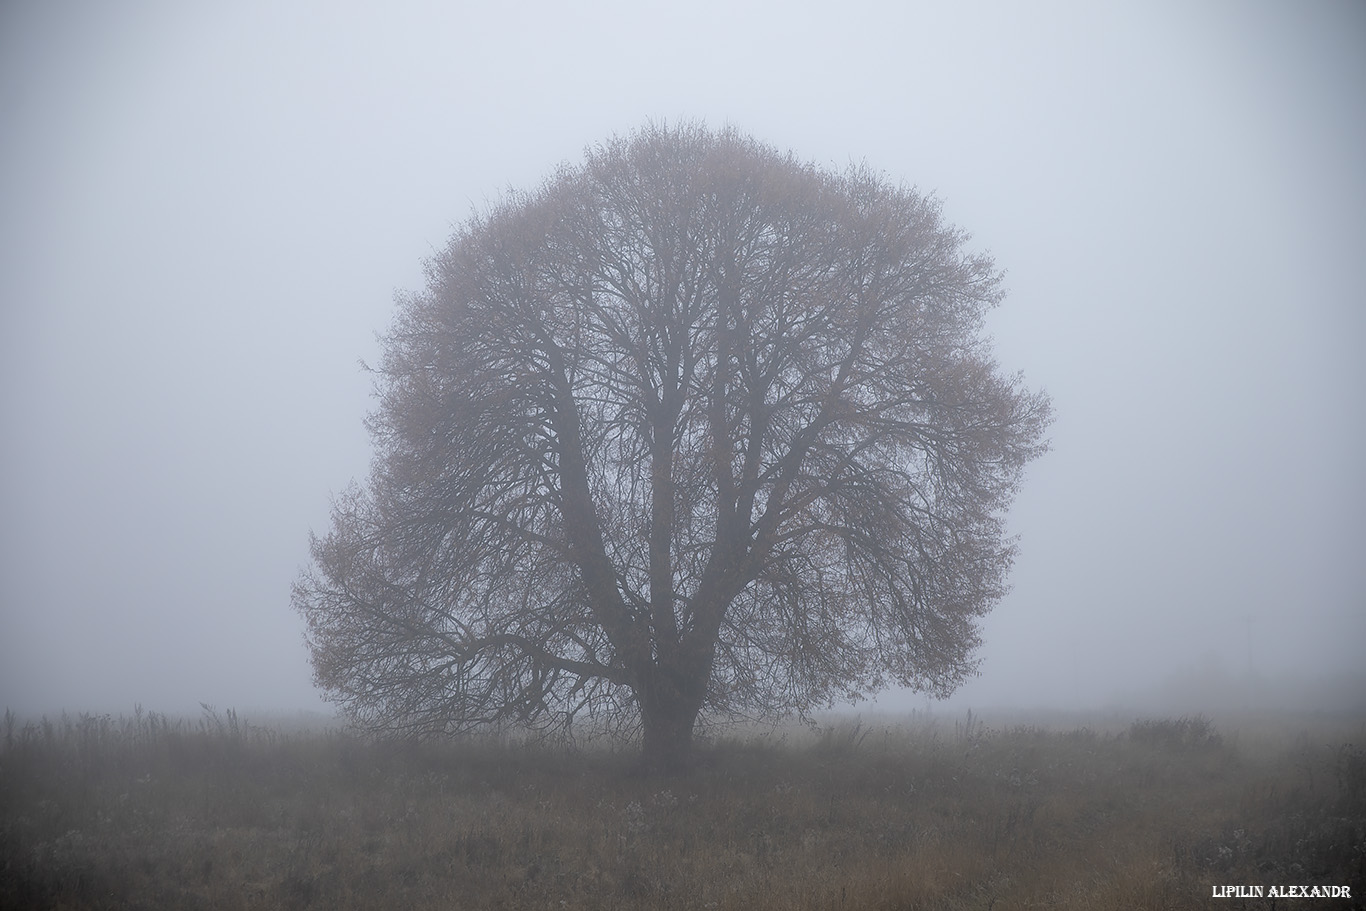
left=1127, top=715, right=1223, bottom=751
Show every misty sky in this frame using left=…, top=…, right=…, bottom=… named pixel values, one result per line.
left=2, top=0, right=1362, bottom=719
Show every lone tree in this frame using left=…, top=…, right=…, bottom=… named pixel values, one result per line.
left=294, top=124, right=1051, bottom=771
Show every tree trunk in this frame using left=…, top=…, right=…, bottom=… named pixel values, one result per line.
left=639, top=696, right=702, bottom=775
left=636, top=614, right=718, bottom=774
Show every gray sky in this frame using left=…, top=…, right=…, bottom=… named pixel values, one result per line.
left=2, top=0, right=1362, bottom=719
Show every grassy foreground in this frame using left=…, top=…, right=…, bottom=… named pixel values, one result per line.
left=2, top=708, right=1362, bottom=910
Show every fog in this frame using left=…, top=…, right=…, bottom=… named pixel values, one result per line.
left=2, top=0, right=1362, bottom=721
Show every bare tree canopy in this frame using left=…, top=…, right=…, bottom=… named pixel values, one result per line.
left=294, top=123, right=1052, bottom=770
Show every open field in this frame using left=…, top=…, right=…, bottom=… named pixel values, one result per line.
left=2, top=708, right=1362, bottom=910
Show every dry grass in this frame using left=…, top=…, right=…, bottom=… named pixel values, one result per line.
left=2, top=708, right=1362, bottom=910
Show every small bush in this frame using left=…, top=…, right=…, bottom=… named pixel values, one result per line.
left=1128, top=714, right=1223, bottom=751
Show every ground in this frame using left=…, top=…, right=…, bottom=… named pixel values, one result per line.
left=2, top=708, right=1362, bottom=909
